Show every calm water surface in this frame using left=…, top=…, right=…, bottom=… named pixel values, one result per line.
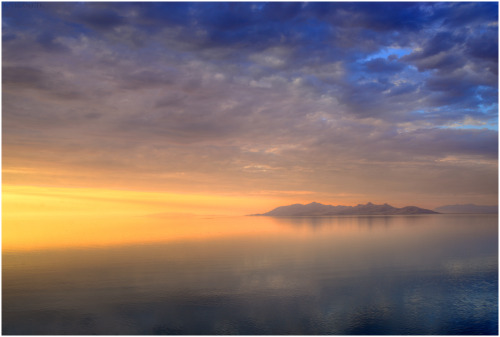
left=3, top=214, right=498, bottom=334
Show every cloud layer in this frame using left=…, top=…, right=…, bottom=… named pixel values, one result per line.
left=3, top=2, right=498, bottom=207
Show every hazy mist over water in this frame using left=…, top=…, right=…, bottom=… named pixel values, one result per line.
left=3, top=214, right=498, bottom=334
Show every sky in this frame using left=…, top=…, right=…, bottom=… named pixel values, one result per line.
left=2, top=2, right=498, bottom=213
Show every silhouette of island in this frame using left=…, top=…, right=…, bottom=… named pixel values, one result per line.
left=434, top=204, right=498, bottom=214
left=252, top=202, right=439, bottom=216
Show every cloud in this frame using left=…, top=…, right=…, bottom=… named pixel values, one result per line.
left=36, top=32, right=70, bottom=53
left=76, top=8, right=126, bottom=30
left=439, top=2, right=498, bottom=28
left=3, top=66, right=85, bottom=100
left=118, top=70, right=176, bottom=90
left=2, top=2, right=497, bottom=206
left=2, top=66, right=45, bottom=88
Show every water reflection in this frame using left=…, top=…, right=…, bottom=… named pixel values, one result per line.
left=270, top=214, right=395, bottom=229
left=3, top=214, right=498, bottom=334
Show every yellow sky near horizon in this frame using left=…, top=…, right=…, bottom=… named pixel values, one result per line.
left=2, top=185, right=291, bottom=217
left=3, top=183, right=497, bottom=252
left=3, top=185, right=346, bottom=252
left=1, top=184, right=283, bottom=251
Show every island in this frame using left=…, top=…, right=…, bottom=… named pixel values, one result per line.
left=251, top=202, right=439, bottom=216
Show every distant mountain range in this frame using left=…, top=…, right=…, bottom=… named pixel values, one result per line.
left=252, top=202, right=439, bottom=216
left=434, top=204, right=498, bottom=214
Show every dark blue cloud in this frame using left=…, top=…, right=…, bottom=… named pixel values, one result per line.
left=438, top=2, right=498, bottom=28
left=76, top=8, right=126, bottom=30
left=36, top=32, right=70, bottom=53
left=336, top=2, right=428, bottom=32
left=465, top=26, right=498, bottom=74
left=2, top=33, right=16, bottom=42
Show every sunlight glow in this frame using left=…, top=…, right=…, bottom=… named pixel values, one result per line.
left=1, top=185, right=294, bottom=251
left=2, top=185, right=280, bottom=217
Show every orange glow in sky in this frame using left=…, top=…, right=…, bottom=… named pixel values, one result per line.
left=3, top=185, right=284, bottom=216
left=2, top=185, right=308, bottom=251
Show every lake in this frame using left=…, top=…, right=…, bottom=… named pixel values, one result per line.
left=2, top=214, right=498, bottom=334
